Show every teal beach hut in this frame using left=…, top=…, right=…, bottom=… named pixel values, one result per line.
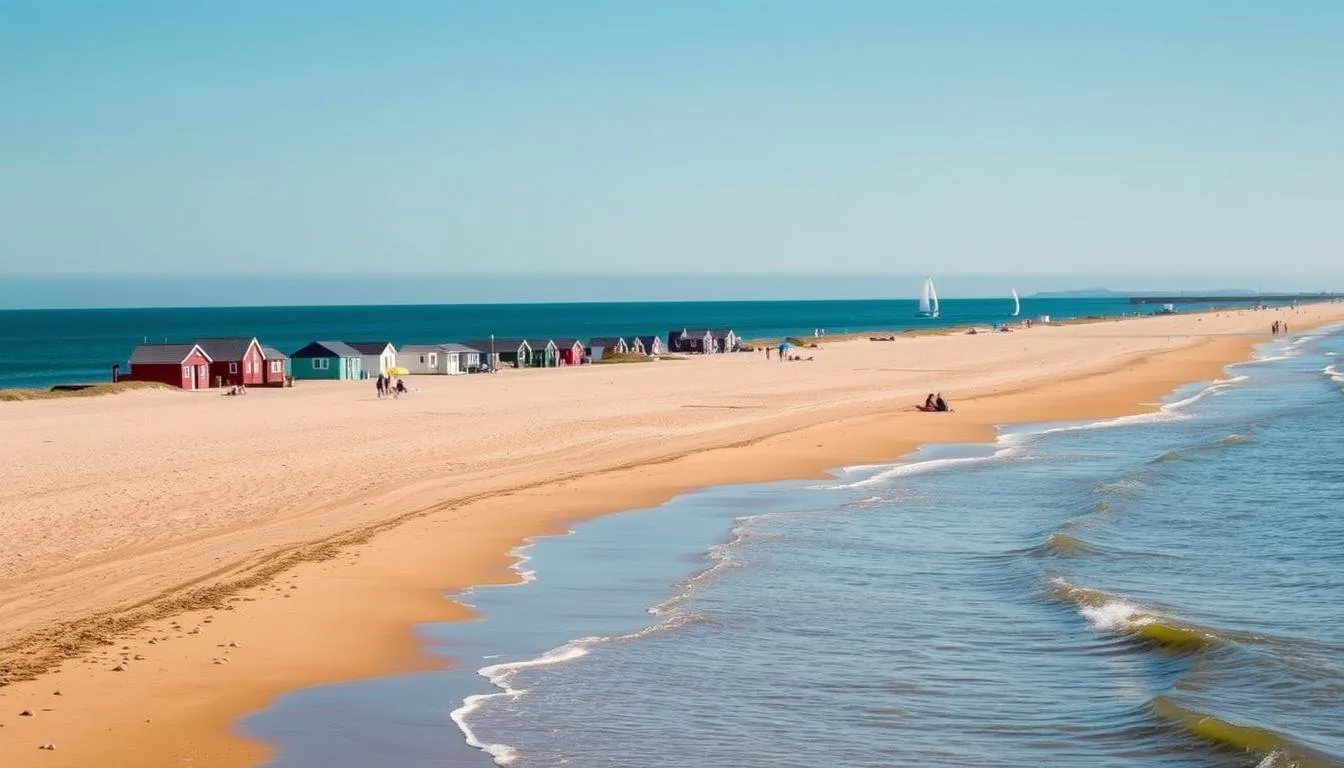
left=290, top=341, right=365, bottom=380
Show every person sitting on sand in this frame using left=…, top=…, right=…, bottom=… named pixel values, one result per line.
left=394, top=378, right=408, bottom=397
left=915, top=393, right=937, bottom=412
left=934, top=394, right=950, bottom=412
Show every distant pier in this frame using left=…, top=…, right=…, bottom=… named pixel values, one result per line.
left=1128, top=293, right=1344, bottom=305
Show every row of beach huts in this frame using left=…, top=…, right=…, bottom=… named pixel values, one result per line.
left=114, top=329, right=743, bottom=390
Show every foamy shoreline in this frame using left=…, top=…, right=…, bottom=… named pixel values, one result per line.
left=1, top=305, right=1342, bottom=767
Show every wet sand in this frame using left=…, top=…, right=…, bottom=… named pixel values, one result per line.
left=0, top=305, right=1340, bottom=766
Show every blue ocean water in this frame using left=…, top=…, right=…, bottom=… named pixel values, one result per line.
left=1, top=296, right=1144, bottom=389
left=244, top=325, right=1344, bottom=768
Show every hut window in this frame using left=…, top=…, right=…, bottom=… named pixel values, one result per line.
left=229, top=362, right=238, bottom=374
left=313, top=359, right=330, bottom=370
left=271, top=361, right=282, bottom=373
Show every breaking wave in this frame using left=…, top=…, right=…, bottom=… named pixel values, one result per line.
left=1048, top=579, right=1237, bottom=652
left=1150, top=698, right=1344, bottom=768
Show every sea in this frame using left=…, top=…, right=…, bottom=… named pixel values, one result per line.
left=240, top=321, right=1344, bottom=767
left=0, top=296, right=1150, bottom=389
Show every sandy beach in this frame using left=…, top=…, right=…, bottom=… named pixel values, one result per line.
left=1, top=305, right=1340, bottom=767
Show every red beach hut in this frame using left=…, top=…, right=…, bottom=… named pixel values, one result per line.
left=122, top=344, right=213, bottom=390
left=196, top=337, right=266, bottom=388
left=555, top=338, right=587, bottom=366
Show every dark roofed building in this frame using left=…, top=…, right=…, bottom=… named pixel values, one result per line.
left=634, top=335, right=663, bottom=356
left=587, top=336, right=628, bottom=360
left=121, top=343, right=213, bottom=390
left=460, top=339, right=530, bottom=368
left=668, top=328, right=715, bottom=354
left=291, top=341, right=365, bottom=380
left=554, top=338, right=586, bottom=366
left=344, top=341, right=397, bottom=376
left=196, top=336, right=266, bottom=387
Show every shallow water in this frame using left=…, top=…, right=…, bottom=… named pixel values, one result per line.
left=246, top=325, right=1344, bottom=768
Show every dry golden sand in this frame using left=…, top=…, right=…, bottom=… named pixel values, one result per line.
left=0, top=305, right=1340, bottom=766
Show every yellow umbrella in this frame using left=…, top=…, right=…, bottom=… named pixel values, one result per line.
left=387, top=366, right=409, bottom=376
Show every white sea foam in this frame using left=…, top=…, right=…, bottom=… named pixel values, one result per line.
left=1079, top=600, right=1151, bottom=632
left=453, top=612, right=708, bottom=764
left=649, top=514, right=761, bottom=615
left=454, top=560, right=711, bottom=767
left=1323, top=364, right=1344, bottom=383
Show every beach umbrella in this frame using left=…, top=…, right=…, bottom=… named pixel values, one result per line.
left=387, top=366, right=410, bottom=376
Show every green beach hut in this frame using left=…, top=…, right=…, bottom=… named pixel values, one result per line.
left=290, top=341, right=365, bottom=381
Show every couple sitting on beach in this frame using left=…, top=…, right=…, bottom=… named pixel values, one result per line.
left=915, top=393, right=950, bottom=412
left=224, top=384, right=248, bottom=396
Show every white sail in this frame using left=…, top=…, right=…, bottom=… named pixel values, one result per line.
left=1011, top=288, right=1020, bottom=317
left=918, top=277, right=940, bottom=317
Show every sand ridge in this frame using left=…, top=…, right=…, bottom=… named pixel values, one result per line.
left=0, top=305, right=1340, bottom=766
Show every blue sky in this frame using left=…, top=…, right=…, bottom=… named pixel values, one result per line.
left=2, top=1, right=1342, bottom=287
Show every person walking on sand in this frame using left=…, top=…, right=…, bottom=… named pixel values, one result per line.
left=375, top=373, right=385, bottom=398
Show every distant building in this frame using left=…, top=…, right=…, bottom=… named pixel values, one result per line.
left=196, top=337, right=267, bottom=387
left=461, top=339, right=530, bottom=369
left=261, top=346, right=290, bottom=385
left=634, top=335, right=663, bottom=356
left=290, top=341, right=365, bottom=380
left=346, top=342, right=398, bottom=376
left=710, top=328, right=740, bottom=353
left=122, top=343, right=212, bottom=390
left=399, top=343, right=481, bottom=375
left=587, top=337, right=628, bottom=360
left=554, top=338, right=587, bottom=366
left=524, top=339, right=559, bottom=368
left=668, top=328, right=716, bottom=354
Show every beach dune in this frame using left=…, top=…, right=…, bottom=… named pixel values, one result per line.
left=0, top=305, right=1340, bottom=767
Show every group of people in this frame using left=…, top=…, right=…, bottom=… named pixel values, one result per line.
left=1271, top=320, right=1289, bottom=335
left=915, top=393, right=951, bottom=412
left=224, top=384, right=247, bottom=396
left=375, top=373, right=408, bottom=399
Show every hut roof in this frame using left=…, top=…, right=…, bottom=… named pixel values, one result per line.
left=345, top=341, right=396, bottom=355
left=130, top=343, right=211, bottom=365
left=195, top=337, right=259, bottom=360
left=438, top=343, right=482, bottom=353
left=461, top=339, right=526, bottom=352
left=291, top=341, right=362, bottom=359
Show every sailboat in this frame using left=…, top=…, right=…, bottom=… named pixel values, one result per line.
left=917, top=277, right=940, bottom=318
left=1011, top=288, right=1021, bottom=317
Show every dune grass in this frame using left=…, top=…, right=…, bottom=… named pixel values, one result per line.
left=593, top=353, right=657, bottom=364
left=0, top=381, right=176, bottom=402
